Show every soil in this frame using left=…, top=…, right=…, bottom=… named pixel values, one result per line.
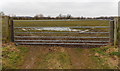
left=20, top=46, right=50, bottom=69
left=66, top=48, right=102, bottom=69
left=19, top=45, right=109, bottom=69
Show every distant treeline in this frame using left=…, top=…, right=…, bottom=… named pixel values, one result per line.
left=10, top=16, right=116, bottom=20
left=0, top=12, right=119, bottom=20
left=2, top=15, right=118, bottom=20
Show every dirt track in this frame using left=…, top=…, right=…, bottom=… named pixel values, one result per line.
left=19, top=45, right=109, bottom=69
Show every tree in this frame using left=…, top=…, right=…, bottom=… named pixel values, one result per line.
left=47, top=16, right=51, bottom=19
left=0, top=12, right=5, bottom=16
left=34, top=14, right=44, bottom=18
left=58, top=14, right=62, bottom=18
left=66, top=14, right=72, bottom=19
left=57, top=14, right=66, bottom=19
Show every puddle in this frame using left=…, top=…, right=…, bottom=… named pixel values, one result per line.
left=34, top=27, right=80, bottom=31
left=22, top=27, right=89, bottom=32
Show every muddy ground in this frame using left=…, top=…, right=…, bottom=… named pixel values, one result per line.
left=16, top=45, right=118, bottom=69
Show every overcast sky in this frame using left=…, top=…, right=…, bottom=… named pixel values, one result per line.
left=0, top=0, right=119, bottom=17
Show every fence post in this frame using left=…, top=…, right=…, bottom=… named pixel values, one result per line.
left=10, top=19, right=14, bottom=42
left=118, top=17, right=120, bottom=47
left=109, top=20, right=114, bottom=45
left=8, top=17, right=12, bottom=42
left=114, top=18, right=119, bottom=47
left=3, top=17, right=9, bottom=42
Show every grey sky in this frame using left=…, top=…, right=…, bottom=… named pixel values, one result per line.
left=0, top=0, right=119, bottom=17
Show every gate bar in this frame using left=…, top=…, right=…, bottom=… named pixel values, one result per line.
left=14, top=26, right=110, bottom=29
left=14, top=39, right=109, bottom=42
left=13, top=19, right=112, bottom=22
left=14, top=36, right=109, bottom=39
left=14, top=32, right=109, bottom=34
left=16, top=42, right=108, bottom=45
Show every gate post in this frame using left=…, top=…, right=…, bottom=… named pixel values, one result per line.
left=114, top=18, right=119, bottom=47
left=10, top=19, right=14, bottom=42
left=3, top=16, right=10, bottom=42
left=109, top=20, right=114, bottom=45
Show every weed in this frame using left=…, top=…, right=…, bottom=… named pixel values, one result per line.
left=109, top=52, right=120, bottom=56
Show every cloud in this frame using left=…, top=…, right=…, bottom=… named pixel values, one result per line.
left=0, top=1, right=118, bottom=17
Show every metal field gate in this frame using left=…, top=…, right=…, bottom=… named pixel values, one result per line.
left=12, top=20, right=114, bottom=47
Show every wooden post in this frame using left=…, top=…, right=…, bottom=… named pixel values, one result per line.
left=7, top=17, right=11, bottom=42
left=118, top=17, right=120, bottom=47
left=10, top=19, right=14, bottom=42
left=109, top=20, right=114, bottom=45
left=118, top=2, right=120, bottom=46
left=0, top=15, right=2, bottom=46
left=4, top=17, right=9, bottom=42
left=114, top=18, right=119, bottom=47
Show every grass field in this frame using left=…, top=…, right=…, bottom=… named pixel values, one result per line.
left=14, top=20, right=109, bottom=27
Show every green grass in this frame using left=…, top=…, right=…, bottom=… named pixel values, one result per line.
left=2, top=45, right=29, bottom=69
left=91, top=46, right=119, bottom=69
left=14, top=20, right=109, bottom=27
left=109, top=52, right=120, bottom=56
left=91, top=46, right=112, bottom=55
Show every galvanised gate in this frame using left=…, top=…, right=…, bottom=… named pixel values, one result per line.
left=11, top=19, right=114, bottom=47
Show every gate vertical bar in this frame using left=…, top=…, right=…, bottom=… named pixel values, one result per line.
left=10, top=19, right=14, bottom=42
left=109, top=20, right=114, bottom=45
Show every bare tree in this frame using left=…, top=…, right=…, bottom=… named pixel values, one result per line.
left=34, top=14, right=44, bottom=18
left=0, top=12, right=5, bottom=16
left=58, top=14, right=62, bottom=18
left=66, top=14, right=72, bottom=19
